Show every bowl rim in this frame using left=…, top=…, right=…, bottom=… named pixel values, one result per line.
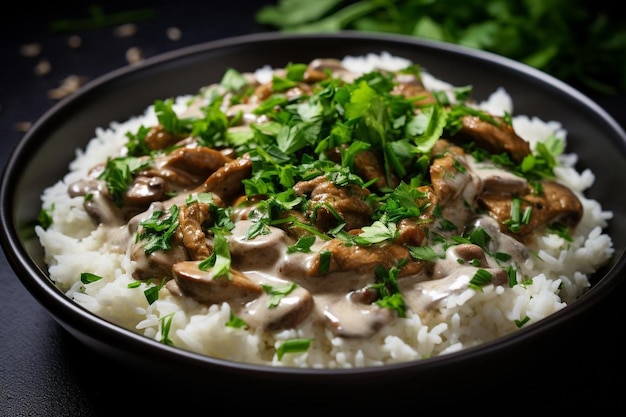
left=2, top=31, right=625, bottom=381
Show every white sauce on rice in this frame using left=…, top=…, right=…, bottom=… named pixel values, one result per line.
left=35, top=53, right=615, bottom=368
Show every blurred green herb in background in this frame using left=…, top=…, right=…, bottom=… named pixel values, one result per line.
left=49, top=4, right=156, bottom=32
left=256, top=0, right=626, bottom=95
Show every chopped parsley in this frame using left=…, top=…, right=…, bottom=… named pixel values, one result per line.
left=144, top=279, right=166, bottom=305
left=198, top=230, right=232, bottom=279
left=136, top=205, right=180, bottom=254
left=37, top=204, right=54, bottom=229
left=371, top=265, right=406, bottom=317
left=276, top=338, right=312, bottom=360
left=226, top=311, right=249, bottom=329
left=98, top=156, right=151, bottom=208
left=469, top=268, right=493, bottom=291
left=515, top=316, right=531, bottom=328
left=159, top=313, right=175, bottom=346
left=80, top=272, right=102, bottom=284
left=261, top=283, right=297, bottom=308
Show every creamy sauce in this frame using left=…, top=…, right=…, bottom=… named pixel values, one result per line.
left=64, top=59, right=583, bottom=340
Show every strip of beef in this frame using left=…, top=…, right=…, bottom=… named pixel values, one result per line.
left=453, top=114, right=531, bottom=163
left=202, top=156, right=252, bottom=204
left=293, top=175, right=374, bottom=232
left=179, top=201, right=213, bottom=261
left=308, top=231, right=426, bottom=277
left=144, top=124, right=187, bottom=150
left=429, top=140, right=474, bottom=205
left=478, top=180, right=583, bottom=237
left=141, top=146, right=234, bottom=190
left=324, top=147, right=399, bottom=191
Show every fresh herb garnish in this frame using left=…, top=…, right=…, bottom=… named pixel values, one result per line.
left=226, top=311, right=249, bottom=329
left=80, top=272, right=102, bottom=284
left=287, top=235, right=317, bottom=253
left=144, top=279, right=166, bottom=305
left=515, top=316, right=531, bottom=328
left=37, top=204, right=55, bottom=229
left=198, top=230, right=232, bottom=279
left=261, top=283, right=297, bottom=308
left=469, top=268, right=493, bottom=291
left=136, top=204, right=180, bottom=254
left=503, top=197, right=532, bottom=233
left=371, top=265, right=406, bottom=317
left=276, top=338, right=312, bottom=360
left=256, top=0, right=626, bottom=95
left=98, top=156, right=150, bottom=208
left=159, top=313, right=175, bottom=346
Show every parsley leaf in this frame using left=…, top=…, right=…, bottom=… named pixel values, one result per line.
left=98, top=156, right=150, bottom=208
left=137, top=205, right=180, bottom=254
left=198, top=230, right=232, bottom=279
left=276, top=338, right=312, bottom=360
left=261, top=282, right=297, bottom=308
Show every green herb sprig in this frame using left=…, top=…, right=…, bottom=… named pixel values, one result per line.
left=256, top=0, right=626, bottom=95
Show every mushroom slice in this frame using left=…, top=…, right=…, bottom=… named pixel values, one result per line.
left=172, top=261, right=263, bottom=305
left=241, top=286, right=315, bottom=331
left=324, top=301, right=394, bottom=338
left=123, top=175, right=167, bottom=211
left=130, top=243, right=188, bottom=282
left=476, top=168, right=528, bottom=194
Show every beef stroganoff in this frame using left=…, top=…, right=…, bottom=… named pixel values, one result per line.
left=36, top=52, right=614, bottom=368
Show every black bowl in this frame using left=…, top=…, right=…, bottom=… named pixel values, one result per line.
left=2, top=32, right=625, bottom=393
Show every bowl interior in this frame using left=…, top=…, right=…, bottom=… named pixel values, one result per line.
left=2, top=32, right=626, bottom=382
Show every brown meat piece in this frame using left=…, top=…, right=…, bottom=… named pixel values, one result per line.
left=478, top=180, right=583, bottom=236
left=141, top=146, right=233, bottom=189
left=454, top=115, right=531, bottom=163
left=353, top=150, right=399, bottom=191
left=165, top=146, right=233, bottom=175
left=178, top=201, right=212, bottom=261
left=202, top=157, right=252, bottom=204
left=429, top=141, right=472, bottom=204
left=324, top=147, right=398, bottom=191
left=172, top=261, right=263, bottom=305
left=144, top=124, right=185, bottom=150
left=130, top=242, right=188, bottom=282
left=293, top=175, right=373, bottom=232
left=308, top=232, right=425, bottom=277
left=275, top=210, right=313, bottom=240
left=395, top=218, right=427, bottom=246
left=262, top=287, right=315, bottom=331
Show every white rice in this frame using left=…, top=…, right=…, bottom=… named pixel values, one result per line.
left=35, top=52, right=615, bottom=368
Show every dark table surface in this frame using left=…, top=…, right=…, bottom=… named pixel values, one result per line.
left=1, top=1, right=625, bottom=415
